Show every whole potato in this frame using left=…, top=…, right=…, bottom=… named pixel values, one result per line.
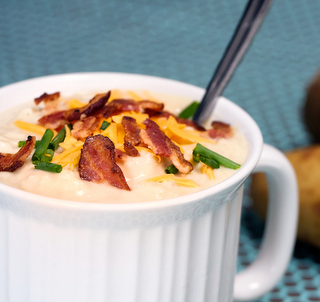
left=304, top=71, right=320, bottom=142
left=251, top=145, right=320, bottom=249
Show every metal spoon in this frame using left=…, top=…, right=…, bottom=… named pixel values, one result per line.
left=193, top=0, right=273, bottom=125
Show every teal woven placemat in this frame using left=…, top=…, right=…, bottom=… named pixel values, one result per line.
left=1, top=0, right=320, bottom=300
left=239, top=199, right=320, bottom=302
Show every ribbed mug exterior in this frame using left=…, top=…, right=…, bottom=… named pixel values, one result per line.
left=0, top=184, right=244, bottom=302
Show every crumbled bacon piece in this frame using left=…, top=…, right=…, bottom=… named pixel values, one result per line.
left=0, top=136, right=36, bottom=172
left=140, top=119, right=193, bottom=174
left=79, top=135, right=130, bottom=190
left=121, top=116, right=142, bottom=156
left=144, top=109, right=170, bottom=119
left=208, top=121, right=233, bottom=139
left=139, top=100, right=164, bottom=112
left=123, top=142, right=140, bottom=157
left=34, top=92, right=60, bottom=105
left=71, top=116, right=99, bottom=141
left=38, top=110, right=66, bottom=129
left=38, top=92, right=111, bottom=129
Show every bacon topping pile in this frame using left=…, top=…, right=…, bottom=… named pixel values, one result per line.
left=208, top=121, right=233, bottom=139
left=140, top=119, right=193, bottom=174
left=37, top=93, right=165, bottom=131
left=79, top=135, right=130, bottom=190
left=7, top=90, right=236, bottom=191
left=0, top=136, right=36, bottom=172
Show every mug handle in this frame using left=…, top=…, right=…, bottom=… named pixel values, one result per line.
left=233, top=144, right=299, bottom=301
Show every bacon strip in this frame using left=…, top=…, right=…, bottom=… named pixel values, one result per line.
left=139, top=100, right=164, bottom=112
left=140, top=119, right=193, bottom=174
left=38, top=92, right=111, bottom=129
left=121, top=116, right=142, bottom=157
left=79, top=135, right=130, bottom=190
left=0, top=136, right=36, bottom=172
left=122, top=116, right=141, bottom=145
left=71, top=116, right=99, bottom=141
left=208, top=121, right=233, bottom=139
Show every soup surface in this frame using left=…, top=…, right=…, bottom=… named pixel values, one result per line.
left=0, top=90, right=247, bottom=203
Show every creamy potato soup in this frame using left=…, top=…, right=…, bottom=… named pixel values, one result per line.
left=0, top=90, right=247, bottom=203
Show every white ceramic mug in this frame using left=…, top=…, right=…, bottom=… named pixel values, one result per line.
left=0, top=73, right=298, bottom=302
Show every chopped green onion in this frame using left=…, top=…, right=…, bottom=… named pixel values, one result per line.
left=32, top=129, right=54, bottom=162
left=40, top=149, right=54, bottom=162
left=18, top=140, right=40, bottom=148
left=49, top=126, right=66, bottom=151
left=67, top=123, right=73, bottom=131
left=199, top=155, right=220, bottom=169
left=193, top=143, right=241, bottom=170
left=34, top=162, right=62, bottom=173
left=100, top=120, right=110, bottom=130
left=165, top=164, right=179, bottom=174
left=192, top=150, right=200, bottom=163
left=178, top=101, right=199, bottom=119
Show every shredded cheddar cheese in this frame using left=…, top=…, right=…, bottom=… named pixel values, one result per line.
left=109, top=89, right=123, bottom=102
left=52, top=145, right=83, bottom=170
left=135, top=146, right=161, bottom=162
left=140, top=90, right=161, bottom=103
left=116, top=123, right=125, bottom=144
left=112, top=112, right=149, bottom=125
left=165, top=116, right=214, bottom=145
left=127, top=90, right=144, bottom=101
left=59, top=126, right=83, bottom=150
left=51, top=125, right=84, bottom=169
left=115, top=143, right=125, bottom=152
left=101, top=123, right=117, bottom=143
left=14, top=120, right=56, bottom=136
left=66, top=99, right=87, bottom=109
left=145, top=174, right=198, bottom=187
left=201, top=163, right=215, bottom=180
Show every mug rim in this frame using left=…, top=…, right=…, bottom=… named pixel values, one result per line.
left=0, top=72, right=263, bottom=212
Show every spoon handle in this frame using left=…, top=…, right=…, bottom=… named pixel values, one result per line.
left=193, top=0, right=273, bottom=125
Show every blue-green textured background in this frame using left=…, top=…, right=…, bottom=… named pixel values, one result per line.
left=1, top=0, right=320, bottom=301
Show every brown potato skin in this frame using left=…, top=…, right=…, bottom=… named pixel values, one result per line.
left=251, top=145, right=320, bottom=249
left=304, top=71, right=320, bottom=142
